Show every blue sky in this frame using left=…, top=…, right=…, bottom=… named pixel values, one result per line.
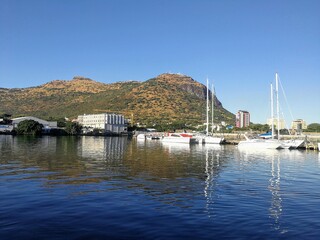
left=1, top=0, right=319, bottom=124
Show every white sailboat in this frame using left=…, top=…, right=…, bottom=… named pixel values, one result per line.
left=203, top=78, right=224, bottom=144
left=274, top=73, right=304, bottom=149
left=238, top=78, right=282, bottom=149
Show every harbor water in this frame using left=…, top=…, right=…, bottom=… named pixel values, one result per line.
left=1, top=135, right=320, bottom=239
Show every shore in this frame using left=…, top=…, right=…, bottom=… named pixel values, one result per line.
left=222, top=132, right=320, bottom=150
left=134, top=131, right=320, bottom=150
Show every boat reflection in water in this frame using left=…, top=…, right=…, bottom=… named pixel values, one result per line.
left=161, top=141, right=191, bottom=154
left=203, top=145, right=223, bottom=218
left=237, top=148, right=284, bottom=233
left=1, top=135, right=320, bottom=239
left=269, top=153, right=282, bottom=232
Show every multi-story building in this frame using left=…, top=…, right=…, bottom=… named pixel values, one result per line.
left=291, top=119, right=307, bottom=130
left=236, top=110, right=250, bottom=128
left=77, top=113, right=128, bottom=134
left=267, top=118, right=286, bottom=130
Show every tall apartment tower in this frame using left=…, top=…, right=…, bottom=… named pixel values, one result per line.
left=236, top=110, right=250, bottom=128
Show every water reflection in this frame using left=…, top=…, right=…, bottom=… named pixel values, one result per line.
left=1, top=135, right=320, bottom=239
left=161, top=142, right=191, bottom=153
left=0, top=136, right=130, bottom=186
left=203, top=145, right=223, bottom=218
left=237, top=148, right=285, bottom=233
left=237, top=147, right=280, bottom=161
left=269, top=153, right=282, bottom=231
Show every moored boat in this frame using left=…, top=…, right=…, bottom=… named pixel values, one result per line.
left=137, top=133, right=146, bottom=140
left=161, top=133, right=198, bottom=144
left=204, top=135, right=224, bottom=144
left=280, top=139, right=305, bottom=149
left=274, top=73, right=305, bottom=149
left=202, top=78, right=223, bottom=144
left=238, top=135, right=283, bottom=149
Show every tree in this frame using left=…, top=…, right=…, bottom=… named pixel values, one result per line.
left=307, top=123, right=320, bottom=132
left=46, top=117, right=66, bottom=128
left=0, top=113, right=12, bottom=124
left=57, top=118, right=67, bottom=128
left=65, top=122, right=82, bottom=135
left=248, top=123, right=270, bottom=132
left=16, top=120, right=43, bottom=135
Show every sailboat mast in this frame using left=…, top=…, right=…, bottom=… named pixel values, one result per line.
left=271, top=83, right=275, bottom=139
left=206, top=78, right=209, bottom=135
left=211, top=83, right=214, bottom=134
left=276, top=73, right=280, bottom=139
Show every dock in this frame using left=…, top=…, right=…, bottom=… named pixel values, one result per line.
left=222, top=133, right=320, bottom=150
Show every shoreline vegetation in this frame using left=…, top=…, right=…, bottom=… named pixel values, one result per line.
left=1, top=117, right=319, bottom=150
left=1, top=130, right=319, bottom=150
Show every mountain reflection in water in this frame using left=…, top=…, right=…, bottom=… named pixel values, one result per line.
left=0, top=135, right=320, bottom=240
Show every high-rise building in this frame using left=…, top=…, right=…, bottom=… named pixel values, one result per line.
left=236, top=110, right=250, bottom=128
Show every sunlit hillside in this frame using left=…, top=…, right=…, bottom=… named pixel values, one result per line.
left=0, top=74, right=235, bottom=126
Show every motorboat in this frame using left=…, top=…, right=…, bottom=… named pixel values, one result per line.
left=136, top=134, right=146, bottom=140
left=280, top=139, right=305, bottom=149
left=161, top=133, right=198, bottom=144
left=238, top=135, right=283, bottom=149
left=204, top=135, right=224, bottom=144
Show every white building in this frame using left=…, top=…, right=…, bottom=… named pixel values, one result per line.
left=267, top=118, right=286, bottom=130
left=12, top=116, right=57, bottom=129
left=291, top=119, right=307, bottom=130
left=77, top=113, right=127, bottom=134
left=236, top=110, right=250, bottom=128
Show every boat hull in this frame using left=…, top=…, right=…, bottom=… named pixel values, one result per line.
left=238, top=139, right=283, bottom=149
left=162, top=137, right=198, bottom=144
left=161, top=133, right=198, bottom=144
left=204, top=136, right=224, bottom=144
left=280, top=139, right=305, bottom=149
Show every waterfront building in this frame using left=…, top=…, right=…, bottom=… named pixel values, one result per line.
left=236, top=110, right=250, bottom=128
left=77, top=113, right=128, bottom=134
left=12, top=116, right=57, bottom=130
left=291, top=119, right=307, bottom=130
left=267, top=118, right=286, bottom=130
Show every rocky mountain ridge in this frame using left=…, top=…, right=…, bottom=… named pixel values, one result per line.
left=0, top=73, right=234, bottom=126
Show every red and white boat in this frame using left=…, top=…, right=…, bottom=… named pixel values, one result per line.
left=161, top=133, right=198, bottom=144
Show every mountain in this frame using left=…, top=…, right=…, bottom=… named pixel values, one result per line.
left=0, top=73, right=235, bottom=126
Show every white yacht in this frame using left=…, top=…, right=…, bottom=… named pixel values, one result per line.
left=238, top=135, right=283, bottom=149
left=204, top=135, right=224, bottom=144
left=161, top=133, right=198, bottom=144
left=281, top=139, right=305, bottom=149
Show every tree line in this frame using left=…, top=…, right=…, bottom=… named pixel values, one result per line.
left=12, top=120, right=82, bottom=136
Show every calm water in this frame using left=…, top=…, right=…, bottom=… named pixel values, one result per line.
left=0, top=135, right=319, bottom=239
